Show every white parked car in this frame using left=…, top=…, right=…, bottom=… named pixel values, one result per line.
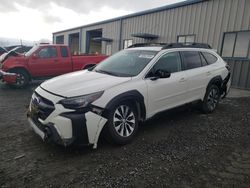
left=27, top=43, right=231, bottom=149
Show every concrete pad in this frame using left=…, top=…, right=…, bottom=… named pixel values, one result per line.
left=227, top=88, right=250, bottom=98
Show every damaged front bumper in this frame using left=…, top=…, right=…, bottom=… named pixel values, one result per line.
left=27, top=87, right=107, bottom=149
left=0, top=70, right=17, bottom=84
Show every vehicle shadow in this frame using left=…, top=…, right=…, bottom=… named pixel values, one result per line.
left=0, top=80, right=45, bottom=90
left=44, top=103, right=201, bottom=156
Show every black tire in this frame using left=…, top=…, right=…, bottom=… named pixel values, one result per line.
left=201, top=84, right=221, bottom=113
left=8, top=69, right=29, bottom=88
left=83, top=64, right=95, bottom=70
left=104, top=101, right=139, bottom=145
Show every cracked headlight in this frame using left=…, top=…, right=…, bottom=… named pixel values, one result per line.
left=59, top=91, right=104, bottom=110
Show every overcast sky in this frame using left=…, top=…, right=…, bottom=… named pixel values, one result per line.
left=0, top=0, right=185, bottom=41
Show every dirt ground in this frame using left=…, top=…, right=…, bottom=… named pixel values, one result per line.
left=0, top=82, right=250, bottom=188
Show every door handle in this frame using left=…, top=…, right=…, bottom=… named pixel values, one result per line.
left=179, top=77, right=186, bottom=82
left=206, top=71, right=211, bottom=76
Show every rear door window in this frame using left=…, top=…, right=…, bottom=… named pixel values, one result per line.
left=181, top=51, right=202, bottom=70
left=60, top=46, right=69, bottom=58
left=202, top=52, right=218, bottom=64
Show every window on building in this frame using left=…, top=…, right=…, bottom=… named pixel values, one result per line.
left=106, top=44, right=112, bottom=55
left=181, top=51, right=202, bottom=70
left=123, top=39, right=133, bottom=49
left=177, top=35, right=195, bottom=43
left=56, top=35, right=64, bottom=44
left=221, top=31, right=250, bottom=59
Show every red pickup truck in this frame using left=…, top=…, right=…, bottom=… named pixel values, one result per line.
left=0, top=44, right=107, bottom=88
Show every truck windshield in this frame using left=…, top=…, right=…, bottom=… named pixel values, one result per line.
left=25, top=45, right=39, bottom=56
left=94, top=50, right=158, bottom=77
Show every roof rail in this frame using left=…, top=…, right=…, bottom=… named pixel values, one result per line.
left=128, top=43, right=168, bottom=48
left=162, top=43, right=212, bottom=49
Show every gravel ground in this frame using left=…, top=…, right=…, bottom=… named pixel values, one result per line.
left=0, top=82, right=250, bottom=188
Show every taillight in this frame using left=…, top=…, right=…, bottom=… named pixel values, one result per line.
left=224, top=61, right=230, bottom=72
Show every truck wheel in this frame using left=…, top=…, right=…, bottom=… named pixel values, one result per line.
left=83, top=64, right=95, bottom=70
left=9, top=69, right=29, bottom=88
left=104, top=102, right=139, bottom=145
left=201, top=84, right=221, bottom=113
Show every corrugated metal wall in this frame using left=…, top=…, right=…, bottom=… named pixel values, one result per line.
left=54, top=21, right=121, bottom=54
left=53, top=29, right=80, bottom=48
left=76, top=21, right=119, bottom=54
left=228, top=60, right=250, bottom=89
left=53, top=0, right=250, bottom=89
left=121, top=0, right=249, bottom=50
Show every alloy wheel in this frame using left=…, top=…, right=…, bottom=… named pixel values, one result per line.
left=207, top=88, right=219, bottom=111
left=16, top=73, right=25, bottom=86
left=113, top=105, right=135, bottom=137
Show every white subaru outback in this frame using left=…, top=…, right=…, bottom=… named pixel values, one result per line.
left=27, top=43, right=231, bottom=149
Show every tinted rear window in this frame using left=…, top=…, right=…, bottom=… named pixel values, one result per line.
left=181, top=51, right=202, bottom=70
left=202, top=52, right=218, bottom=64
left=200, top=52, right=208, bottom=66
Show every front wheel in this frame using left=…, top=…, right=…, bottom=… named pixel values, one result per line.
left=201, top=85, right=221, bottom=113
left=8, top=69, right=29, bottom=88
left=104, top=102, right=139, bottom=145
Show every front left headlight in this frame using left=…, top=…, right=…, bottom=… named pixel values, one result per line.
left=59, top=91, right=104, bottom=110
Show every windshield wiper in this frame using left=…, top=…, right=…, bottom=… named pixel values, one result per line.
left=95, top=69, right=119, bottom=76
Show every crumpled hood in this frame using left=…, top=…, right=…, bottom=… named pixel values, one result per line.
left=0, top=47, right=22, bottom=64
left=40, top=70, right=132, bottom=98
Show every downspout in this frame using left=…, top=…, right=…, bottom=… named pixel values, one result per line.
left=52, top=34, right=55, bottom=44
left=79, top=28, right=82, bottom=53
left=119, top=18, right=123, bottom=51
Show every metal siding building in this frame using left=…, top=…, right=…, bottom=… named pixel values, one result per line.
left=53, top=0, right=250, bottom=90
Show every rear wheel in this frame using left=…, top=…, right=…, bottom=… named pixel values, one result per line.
left=104, top=102, right=139, bottom=145
left=9, top=69, right=29, bottom=88
left=201, top=85, right=221, bottom=113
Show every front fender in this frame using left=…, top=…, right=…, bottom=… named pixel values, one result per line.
left=105, top=90, right=146, bottom=120
left=2, top=57, right=29, bottom=72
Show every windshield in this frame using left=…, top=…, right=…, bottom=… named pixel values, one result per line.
left=25, top=45, right=39, bottom=56
left=93, top=50, right=158, bottom=77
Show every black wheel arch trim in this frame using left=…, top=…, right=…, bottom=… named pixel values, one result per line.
left=105, top=90, right=146, bottom=121
left=206, top=76, right=223, bottom=91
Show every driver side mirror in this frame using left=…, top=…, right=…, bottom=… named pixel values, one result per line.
left=150, top=69, right=171, bottom=81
